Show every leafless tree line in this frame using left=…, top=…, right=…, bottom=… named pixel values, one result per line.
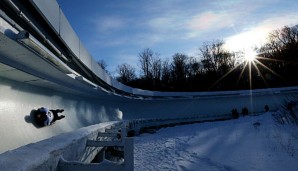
left=109, top=24, right=298, bottom=91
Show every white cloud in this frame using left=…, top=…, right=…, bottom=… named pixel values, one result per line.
left=92, top=16, right=127, bottom=32
left=225, top=13, right=298, bottom=52
left=185, top=11, right=235, bottom=39
left=187, top=11, right=232, bottom=31
left=86, top=0, right=298, bottom=66
left=224, top=29, right=268, bottom=52
left=147, top=17, right=177, bottom=31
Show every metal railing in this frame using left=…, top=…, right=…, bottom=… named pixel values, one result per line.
left=126, top=114, right=233, bottom=136
left=57, top=126, right=134, bottom=171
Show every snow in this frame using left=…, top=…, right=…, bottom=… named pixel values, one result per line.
left=0, top=121, right=119, bottom=171
left=134, top=112, right=298, bottom=171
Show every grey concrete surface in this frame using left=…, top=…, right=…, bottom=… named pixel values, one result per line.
left=1, top=72, right=297, bottom=153
left=0, top=76, right=123, bottom=153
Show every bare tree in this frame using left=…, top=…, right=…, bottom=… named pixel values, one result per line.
left=152, top=56, right=162, bottom=81
left=116, top=63, right=136, bottom=84
left=199, top=40, right=235, bottom=75
left=138, top=48, right=154, bottom=80
left=200, top=42, right=216, bottom=73
left=258, top=25, right=298, bottom=85
left=187, top=57, right=201, bottom=78
left=261, top=25, right=298, bottom=61
left=161, top=58, right=171, bottom=86
left=171, top=53, right=188, bottom=82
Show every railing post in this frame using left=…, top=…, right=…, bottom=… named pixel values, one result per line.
left=121, top=127, right=127, bottom=140
left=124, top=138, right=134, bottom=171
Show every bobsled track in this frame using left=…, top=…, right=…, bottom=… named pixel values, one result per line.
left=0, top=0, right=298, bottom=170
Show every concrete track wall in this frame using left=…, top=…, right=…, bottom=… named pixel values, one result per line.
left=0, top=77, right=122, bottom=153
left=1, top=74, right=298, bottom=153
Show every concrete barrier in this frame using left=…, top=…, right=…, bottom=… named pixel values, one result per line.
left=0, top=114, right=233, bottom=171
left=0, top=122, right=119, bottom=171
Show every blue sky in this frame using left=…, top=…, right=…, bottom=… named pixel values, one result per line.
left=57, top=0, right=298, bottom=74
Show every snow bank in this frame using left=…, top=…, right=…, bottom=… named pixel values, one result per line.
left=134, top=113, right=298, bottom=171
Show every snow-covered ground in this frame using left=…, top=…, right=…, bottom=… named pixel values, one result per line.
left=134, top=112, right=298, bottom=171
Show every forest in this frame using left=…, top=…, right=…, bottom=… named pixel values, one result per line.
left=101, top=25, right=298, bottom=92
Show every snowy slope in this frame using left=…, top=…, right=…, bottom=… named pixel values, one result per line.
left=134, top=113, right=298, bottom=171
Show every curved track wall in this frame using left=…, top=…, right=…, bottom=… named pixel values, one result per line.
left=0, top=77, right=121, bottom=153
left=1, top=0, right=298, bottom=154
left=1, top=74, right=297, bottom=153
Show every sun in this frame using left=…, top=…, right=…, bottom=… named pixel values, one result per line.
left=244, top=49, right=257, bottom=62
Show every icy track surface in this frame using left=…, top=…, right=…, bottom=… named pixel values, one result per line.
left=134, top=113, right=298, bottom=171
